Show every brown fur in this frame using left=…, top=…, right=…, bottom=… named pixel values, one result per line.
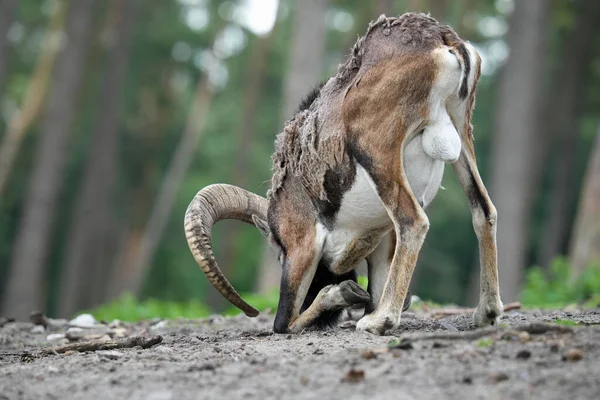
left=266, top=13, right=500, bottom=333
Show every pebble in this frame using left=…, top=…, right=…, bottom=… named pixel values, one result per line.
left=516, top=349, right=531, bottom=360
left=97, top=350, right=124, bottom=360
left=69, top=314, right=99, bottom=328
left=490, top=372, right=509, bottom=383
left=151, top=321, right=168, bottom=331
left=360, top=350, right=378, bottom=360
left=31, top=325, right=45, bottom=334
left=342, top=368, right=365, bottom=383
left=518, top=331, right=530, bottom=343
left=562, top=348, right=584, bottom=362
left=46, top=333, right=66, bottom=342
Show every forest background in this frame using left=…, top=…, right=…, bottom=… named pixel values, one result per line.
left=1, top=0, right=599, bottom=321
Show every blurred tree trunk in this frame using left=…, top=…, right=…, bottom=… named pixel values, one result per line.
left=0, top=1, right=66, bottom=200
left=375, top=0, right=394, bottom=15
left=1, top=0, right=96, bottom=320
left=489, top=0, right=550, bottom=302
left=536, top=1, right=600, bottom=270
left=0, top=0, right=17, bottom=105
left=281, top=0, right=329, bottom=121
left=426, top=0, right=450, bottom=23
left=111, top=75, right=214, bottom=297
left=570, top=129, right=600, bottom=275
left=58, top=0, right=139, bottom=318
left=258, top=0, right=329, bottom=293
left=216, top=33, right=274, bottom=307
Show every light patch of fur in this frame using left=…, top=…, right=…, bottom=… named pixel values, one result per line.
left=335, top=165, right=389, bottom=230
left=366, top=233, right=393, bottom=307
left=421, top=47, right=463, bottom=162
left=291, top=222, right=328, bottom=316
left=403, top=135, right=445, bottom=207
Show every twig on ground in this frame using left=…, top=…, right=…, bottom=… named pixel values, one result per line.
left=389, top=322, right=573, bottom=349
left=429, top=302, right=521, bottom=318
left=42, top=335, right=163, bottom=354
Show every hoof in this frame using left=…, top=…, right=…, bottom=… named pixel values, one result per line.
left=356, top=312, right=397, bottom=335
left=339, top=280, right=371, bottom=305
left=473, top=296, right=503, bottom=327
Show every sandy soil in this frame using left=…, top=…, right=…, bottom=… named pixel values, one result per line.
left=1, top=308, right=599, bottom=400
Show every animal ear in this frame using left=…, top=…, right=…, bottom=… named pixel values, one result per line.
left=252, top=215, right=270, bottom=238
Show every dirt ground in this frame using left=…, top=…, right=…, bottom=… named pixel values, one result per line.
left=1, top=308, right=599, bottom=400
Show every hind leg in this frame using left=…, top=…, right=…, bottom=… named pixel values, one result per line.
left=452, top=149, right=502, bottom=326
left=289, top=280, right=370, bottom=333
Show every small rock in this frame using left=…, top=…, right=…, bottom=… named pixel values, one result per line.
left=31, top=325, right=45, bottom=334
left=155, top=346, right=172, bottom=354
left=462, top=376, right=473, bottom=384
left=188, top=363, right=216, bottom=372
left=69, top=314, right=98, bottom=328
left=562, top=348, right=583, bottom=362
left=307, top=341, right=313, bottom=346
left=300, top=376, right=309, bottom=385
left=0, top=317, right=16, bottom=328
left=46, top=333, right=66, bottom=342
left=97, top=350, right=124, bottom=360
left=360, top=350, right=377, bottom=360
left=439, top=321, right=459, bottom=332
left=66, top=327, right=83, bottom=334
left=388, top=339, right=413, bottom=350
left=313, top=348, right=324, bottom=355
left=518, top=331, right=530, bottom=343
left=112, top=327, right=128, bottom=338
left=432, top=342, right=448, bottom=349
left=490, top=372, right=509, bottom=383
left=342, top=368, right=365, bottom=383
left=151, top=321, right=168, bottom=331
left=108, top=319, right=122, bottom=328
left=516, top=349, right=531, bottom=360
left=563, top=304, right=579, bottom=313
left=207, top=315, right=225, bottom=325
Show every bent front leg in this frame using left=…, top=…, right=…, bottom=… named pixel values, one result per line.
left=289, top=280, right=370, bottom=333
left=452, top=149, right=502, bottom=326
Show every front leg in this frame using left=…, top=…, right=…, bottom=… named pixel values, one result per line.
left=355, top=163, right=429, bottom=335
left=452, top=148, right=503, bottom=326
left=365, top=231, right=412, bottom=314
left=289, top=280, right=370, bottom=333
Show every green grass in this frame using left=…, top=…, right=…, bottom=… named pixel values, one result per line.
left=476, top=338, right=494, bottom=348
left=88, top=258, right=600, bottom=322
left=91, top=293, right=211, bottom=322
left=553, top=319, right=578, bottom=327
left=521, top=258, right=600, bottom=308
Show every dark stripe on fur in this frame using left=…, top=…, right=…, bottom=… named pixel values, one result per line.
left=457, top=43, right=470, bottom=99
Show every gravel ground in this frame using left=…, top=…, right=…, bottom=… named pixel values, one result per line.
left=1, top=308, right=599, bottom=400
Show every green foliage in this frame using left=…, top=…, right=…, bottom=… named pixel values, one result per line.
left=223, top=289, right=280, bottom=316
left=91, top=293, right=211, bottom=322
left=476, top=338, right=494, bottom=348
left=520, top=258, right=600, bottom=308
left=553, top=319, right=578, bottom=327
left=357, top=275, right=368, bottom=290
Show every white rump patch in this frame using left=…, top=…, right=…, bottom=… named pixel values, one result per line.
left=421, top=47, right=463, bottom=163
left=421, top=112, right=461, bottom=163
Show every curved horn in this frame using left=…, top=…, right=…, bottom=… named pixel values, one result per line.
left=184, top=184, right=268, bottom=317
